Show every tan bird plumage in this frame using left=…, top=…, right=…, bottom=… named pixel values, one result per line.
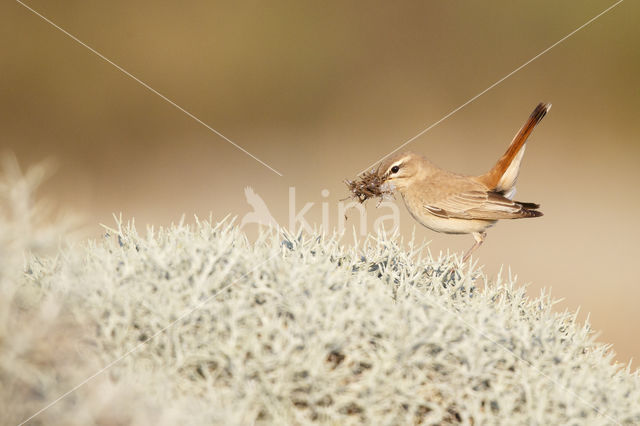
left=378, top=103, right=550, bottom=262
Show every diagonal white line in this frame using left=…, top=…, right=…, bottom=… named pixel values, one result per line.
left=358, top=0, right=624, bottom=176
left=18, top=250, right=282, bottom=426
left=15, top=0, right=283, bottom=177
left=13, top=1, right=626, bottom=424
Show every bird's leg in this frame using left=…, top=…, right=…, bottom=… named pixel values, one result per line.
left=462, top=232, right=487, bottom=263
left=444, top=232, right=486, bottom=283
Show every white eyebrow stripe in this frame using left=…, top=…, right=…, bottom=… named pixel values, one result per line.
left=385, top=158, right=408, bottom=174
left=390, top=160, right=404, bottom=169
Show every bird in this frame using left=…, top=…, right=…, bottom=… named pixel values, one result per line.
left=377, top=102, right=550, bottom=262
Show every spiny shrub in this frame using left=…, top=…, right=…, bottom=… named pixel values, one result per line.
left=4, top=159, right=639, bottom=425
left=22, top=214, right=640, bottom=425
left=1, top=160, right=208, bottom=426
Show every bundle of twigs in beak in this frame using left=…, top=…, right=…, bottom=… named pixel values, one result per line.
left=344, top=168, right=395, bottom=204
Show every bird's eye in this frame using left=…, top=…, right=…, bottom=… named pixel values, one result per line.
left=390, top=165, right=400, bottom=174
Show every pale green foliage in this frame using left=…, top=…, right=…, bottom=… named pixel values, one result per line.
left=4, top=160, right=640, bottom=425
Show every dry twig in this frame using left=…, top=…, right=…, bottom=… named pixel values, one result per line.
left=344, top=168, right=395, bottom=204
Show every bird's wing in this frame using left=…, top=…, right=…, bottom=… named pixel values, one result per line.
left=424, top=191, right=539, bottom=220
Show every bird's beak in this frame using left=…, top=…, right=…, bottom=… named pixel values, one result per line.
left=375, top=170, right=395, bottom=191
left=377, top=167, right=389, bottom=182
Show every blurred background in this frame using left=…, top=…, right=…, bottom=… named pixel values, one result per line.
left=2, top=1, right=639, bottom=365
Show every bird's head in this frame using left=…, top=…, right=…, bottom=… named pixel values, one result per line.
left=378, top=151, right=431, bottom=191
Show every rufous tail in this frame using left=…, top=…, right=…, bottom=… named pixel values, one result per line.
left=479, top=103, right=551, bottom=193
